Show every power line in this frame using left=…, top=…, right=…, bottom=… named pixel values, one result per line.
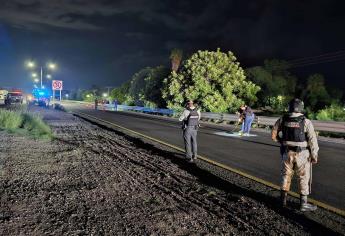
left=287, top=50, right=345, bottom=64
left=288, top=53, right=345, bottom=67
left=265, top=50, right=345, bottom=69
left=289, top=56, right=345, bottom=68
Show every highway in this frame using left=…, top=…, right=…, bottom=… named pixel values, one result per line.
left=62, top=102, right=345, bottom=211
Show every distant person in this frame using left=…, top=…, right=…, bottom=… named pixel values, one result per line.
left=179, top=100, right=201, bottom=162
left=95, top=98, right=98, bottom=110
left=271, top=98, right=319, bottom=211
left=114, top=99, right=118, bottom=111
left=239, top=104, right=255, bottom=136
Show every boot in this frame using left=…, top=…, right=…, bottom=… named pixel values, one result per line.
left=300, top=195, right=317, bottom=212
left=280, top=190, right=287, bottom=207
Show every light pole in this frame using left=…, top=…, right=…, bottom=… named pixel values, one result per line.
left=26, top=60, right=57, bottom=89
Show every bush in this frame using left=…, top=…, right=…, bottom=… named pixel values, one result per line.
left=0, top=109, right=23, bottom=130
left=0, top=109, right=52, bottom=139
left=22, top=113, right=52, bottom=139
left=315, top=104, right=345, bottom=121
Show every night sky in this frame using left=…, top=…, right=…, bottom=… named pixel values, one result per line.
left=0, top=0, right=344, bottom=92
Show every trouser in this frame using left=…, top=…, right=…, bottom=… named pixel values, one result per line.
left=243, top=115, right=254, bottom=133
left=183, top=127, right=198, bottom=159
left=281, top=149, right=311, bottom=196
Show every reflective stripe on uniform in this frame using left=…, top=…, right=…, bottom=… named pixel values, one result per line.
left=283, top=141, right=308, bottom=147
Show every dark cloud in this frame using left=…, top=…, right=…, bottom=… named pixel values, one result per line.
left=0, top=0, right=344, bottom=91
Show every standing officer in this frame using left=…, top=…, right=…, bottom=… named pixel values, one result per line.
left=271, top=98, right=319, bottom=211
left=94, top=98, right=98, bottom=110
left=179, top=100, right=201, bottom=162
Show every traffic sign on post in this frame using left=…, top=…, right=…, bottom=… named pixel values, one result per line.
left=52, top=80, right=63, bottom=101
left=52, top=80, right=63, bottom=90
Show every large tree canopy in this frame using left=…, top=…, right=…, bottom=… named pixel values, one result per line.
left=142, top=66, right=170, bottom=108
left=303, top=74, right=330, bottom=111
left=110, top=81, right=131, bottom=104
left=162, top=49, right=260, bottom=112
left=114, top=66, right=170, bottom=107
left=245, top=59, right=297, bottom=111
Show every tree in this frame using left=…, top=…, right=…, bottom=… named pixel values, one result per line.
left=245, top=59, right=297, bottom=111
left=162, top=49, right=260, bottom=112
left=303, top=74, right=330, bottom=111
left=119, top=66, right=170, bottom=107
left=170, top=48, right=183, bottom=72
left=110, top=81, right=130, bottom=104
left=81, top=90, right=97, bottom=102
left=142, top=66, right=170, bottom=107
left=128, top=67, right=152, bottom=106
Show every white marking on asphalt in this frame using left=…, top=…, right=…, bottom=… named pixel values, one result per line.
left=214, top=132, right=258, bottom=137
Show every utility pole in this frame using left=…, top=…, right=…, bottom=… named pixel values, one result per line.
left=40, top=67, right=43, bottom=89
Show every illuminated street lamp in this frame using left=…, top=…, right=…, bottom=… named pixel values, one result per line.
left=26, top=61, right=35, bottom=68
left=34, top=78, right=39, bottom=83
left=25, top=60, right=57, bottom=88
left=103, top=93, right=108, bottom=98
left=86, top=94, right=91, bottom=98
left=48, top=63, right=56, bottom=70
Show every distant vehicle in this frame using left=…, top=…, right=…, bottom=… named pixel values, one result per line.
left=0, top=90, right=8, bottom=105
left=5, top=91, right=23, bottom=105
left=30, top=88, right=51, bottom=107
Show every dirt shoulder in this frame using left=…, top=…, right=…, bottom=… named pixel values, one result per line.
left=0, top=107, right=344, bottom=235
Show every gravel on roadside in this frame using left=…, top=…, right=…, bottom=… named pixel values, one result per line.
left=0, top=107, right=343, bottom=235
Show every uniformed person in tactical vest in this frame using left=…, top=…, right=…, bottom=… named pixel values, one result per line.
left=271, top=98, right=319, bottom=211
left=179, top=100, right=201, bottom=162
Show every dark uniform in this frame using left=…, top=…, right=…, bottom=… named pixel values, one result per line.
left=179, top=107, right=200, bottom=162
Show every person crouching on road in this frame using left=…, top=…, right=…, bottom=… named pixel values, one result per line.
left=271, top=98, right=319, bottom=211
left=179, top=100, right=201, bottom=163
left=239, top=104, right=255, bottom=136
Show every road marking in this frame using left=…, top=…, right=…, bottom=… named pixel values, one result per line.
left=71, top=110, right=345, bottom=217
left=214, top=131, right=258, bottom=137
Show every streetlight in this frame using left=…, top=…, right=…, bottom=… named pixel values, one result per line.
left=34, top=78, right=39, bottom=83
left=65, top=94, right=69, bottom=100
left=25, top=60, right=57, bottom=89
left=48, top=63, right=56, bottom=70
left=103, top=93, right=108, bottom=97
left=26, top=61, right=35, bottom=68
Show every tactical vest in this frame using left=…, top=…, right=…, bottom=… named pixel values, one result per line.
left=282, top=115, right=307, bottom=146
left=187, top=108, right=199, bottom=127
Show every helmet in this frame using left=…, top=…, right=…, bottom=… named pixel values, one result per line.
left=288, top=98, right=304, bottom=113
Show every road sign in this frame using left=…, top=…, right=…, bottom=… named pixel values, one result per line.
left=52, top=80, right=63, bottom=90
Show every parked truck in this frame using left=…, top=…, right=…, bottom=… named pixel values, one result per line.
left=5, top=90, right=24, bottom=104
left=0, top=89, right=8, bottom=105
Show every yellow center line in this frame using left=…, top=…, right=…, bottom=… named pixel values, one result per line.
left=71, top=110, right=345, bottom=217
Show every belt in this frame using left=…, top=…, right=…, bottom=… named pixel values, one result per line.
left=285, top=146, right=307, bottom=152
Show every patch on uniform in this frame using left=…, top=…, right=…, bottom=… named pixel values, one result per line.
left=284, top=122, right=300, bottom=128
left=214, top=131, right=257, bottom=137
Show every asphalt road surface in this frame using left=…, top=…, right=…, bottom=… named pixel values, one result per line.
left=62, top=102, right=345, bottom=210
